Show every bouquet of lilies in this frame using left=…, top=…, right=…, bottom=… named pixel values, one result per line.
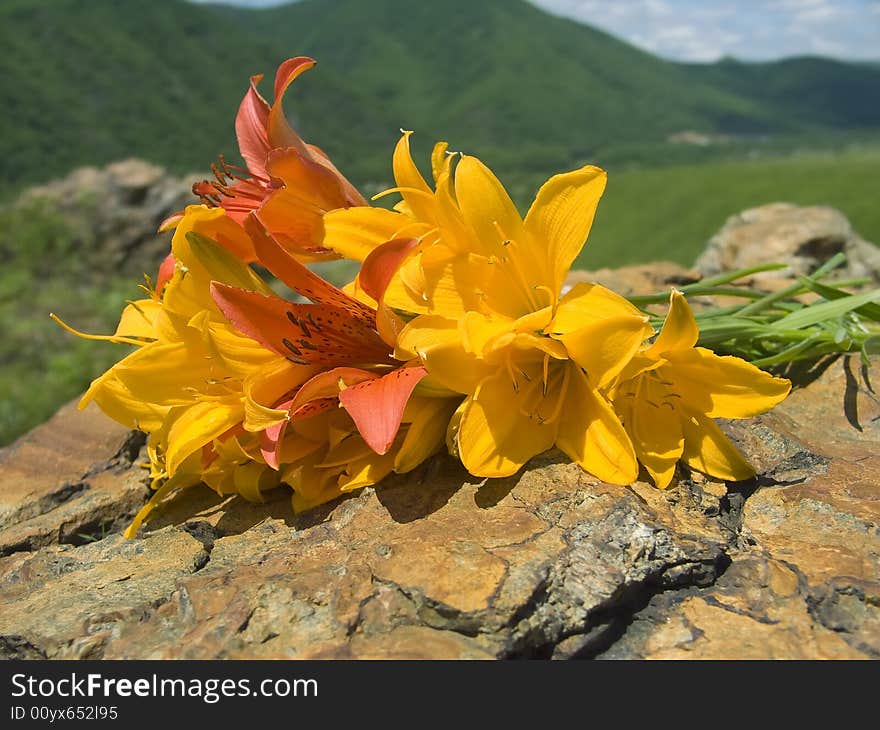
left=54, top=58, right=880, bottom=537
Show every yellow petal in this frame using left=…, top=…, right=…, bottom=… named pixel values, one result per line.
left=396, top=315, right=490, bottom=394
left=647, top=289, right=698, bottom=357
left=114, top=299, right=161, bottom=339
left=383, top=248, right=493, bottom=319
left=391, top=131, right=436, bottom=222
left=456, top=371, right=558, bottom=478
left=113, top=342, right=216, bottom=406
left=506, top=332, right=568, bottom=361
left=460, top=310, right=515, bottom=355
left=339, top=450, right=396, bottom=492
left=551, top=282, right=646, bottom=333
left=243, top=398, right=288, bottom=433
left=79, top=369, right=168, bottom=432
left=243, top=358, right=318, bottom=431
left=185, top=232, right=273, bottom=295
left=202, top=321, right=281, bottom=378
left=454, top=154, right=524, bottom=254
left=394, top=396, right=459, bottom=473
left=553, top=314, right=652, bottom=390
left=231, top=461, right=278, bottom=503
left=680, top=411, right=755, bottom=482
left=322, top=206, right=413, bottom=262
left=556, top=365, right=638, bottom=485
left=319, top=433, right=376, bottom=468
left=171, top=204, right=256, bottom=266
left=666, top=348, right=792, bottom=419
left=284, top=456, right=344, bottom=512
left=164, top=398, right=244, bottom=477
left=523, top=165, right=607, bottom=295
left=431, top=141, right=451, bottom=183
left=395, top=314, right=456, bottom=359
left=617, top=382, right=684, bottom=489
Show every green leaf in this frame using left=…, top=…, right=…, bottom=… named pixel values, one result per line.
left=797, top=277, right=880, bottom=322
left=769, top=288, right=880, bottom=331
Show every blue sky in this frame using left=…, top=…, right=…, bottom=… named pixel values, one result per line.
left=189, top=0, right=880, bottom=62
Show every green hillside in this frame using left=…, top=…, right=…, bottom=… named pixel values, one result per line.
left=578, top=147, right=880, bottom=269
left=2, top=0, right=879, bottom=447
left=2, top=0, right=880, bottom=194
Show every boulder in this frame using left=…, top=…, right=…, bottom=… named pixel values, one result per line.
left=695, top=203, right=880, bottom=282
left=1, top=199, right=878, bottom=659
left=0, top=355, right=876, bottom=659
left=16, top=158, right=199, bottom=276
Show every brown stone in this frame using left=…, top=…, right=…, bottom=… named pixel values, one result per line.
left=694, top=202, right=880, bottom=282
left=2, top=191, right=879, bottom=663
left=1, top=357, right=877, bottom=659
left=0, top=401, right=148, bottom=556
left=604, top=557, right=866, bottom=659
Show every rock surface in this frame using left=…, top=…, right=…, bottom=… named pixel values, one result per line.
left=695, top=202, right=880, bottom=282
left=16, top=158, right=198, bottom=276
left=0, top=355, right=876, bottom=659
left=1, top=202, right=878, bottom=659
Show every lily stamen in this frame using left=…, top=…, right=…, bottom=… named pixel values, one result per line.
left=49, top=313, right=153, bottom=348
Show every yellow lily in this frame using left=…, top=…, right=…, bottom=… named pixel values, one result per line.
left=55, top=207, right=316, bottom=521
left=279, top=388, right=459, bottom=512
left=323, top=133, right=652, bottom=481
left=610, top=290, right=792, bottom=488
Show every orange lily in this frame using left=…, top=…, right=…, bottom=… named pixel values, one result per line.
left=192, top=57, right=366, bottom=260
left=210, top=217, right=436, bottom=469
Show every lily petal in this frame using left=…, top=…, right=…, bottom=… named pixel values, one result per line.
left=454, top=154, right=524, bottom=255
left=553, top=314, right=652, bottom=390
left=114, top=342, right=215, bottom=406
left=266, top=56, right=316, bottom=156
left=235, top=73, right=272, bottom=179
left=551, top=282, right=646, bottom=333
left=646, top=289, right=699, bottom=357
left=359, top=237, right=421, bottom=303
left=155, top=253, right=175, bottom=295
left=667, top=348, right=792, bottom=419
left=396, top=315, right=490, bottom=394
left=244, top=214, right=375, bottom=325
left=79, top=370, right=168, bottom=432
left=337, top=366, right=428, bottom=455
left=456, top=371, right=559, bottom=478
left=556, top=366, right=638, bottom=485
left=391, top=130, right=435, bottom=222
left=211, top=283, right=391, bottom=366
left=322, top=206, right=418, bottom=262
left=383, top=247, right=497, bottom=319
left=524, top=165, right=607, bottom=296
left=114, top=299, right=161, bottom=340
left=618, top=387, right=685, bottom=490
left=185, top=232, right=273, bottom=295
left=165, top=399, right=244, bottom=477
left=394, top=396, right=459, bottom=473
left=680, top=410, right=756, bottom=482
left=359, top=237, right=422, bottom=346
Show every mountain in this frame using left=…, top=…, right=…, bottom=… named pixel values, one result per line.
left=2, top=0, right=879, bottom=195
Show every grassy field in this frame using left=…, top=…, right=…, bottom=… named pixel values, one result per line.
left=0, top=198, right=145, bottom=446
left=1, top=147, right=878, bottom=446
left=573, top=147, right=880, bottom=269
left=3, top=0, right=880, bottom=198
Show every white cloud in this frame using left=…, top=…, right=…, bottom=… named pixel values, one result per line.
left=529, top=0, right=880, bottom=61
left=183, top=0, right=880, bottom=62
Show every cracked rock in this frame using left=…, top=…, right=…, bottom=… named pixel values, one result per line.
left=0, top=350, right=876, bottom=657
